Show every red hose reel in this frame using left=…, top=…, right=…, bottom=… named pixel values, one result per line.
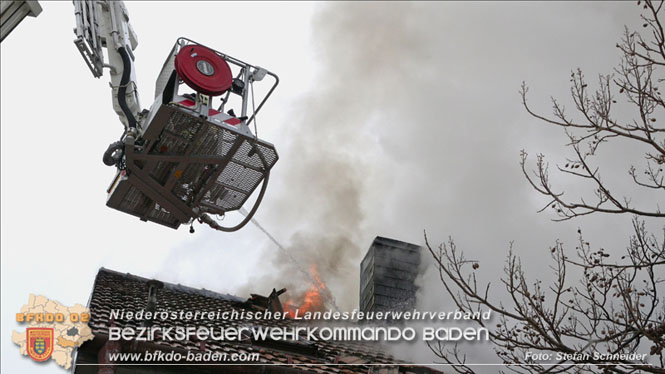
left=174, top=45, right=233, bottom=96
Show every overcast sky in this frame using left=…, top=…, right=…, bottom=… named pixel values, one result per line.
left=1, top=1, right=659, bottom=372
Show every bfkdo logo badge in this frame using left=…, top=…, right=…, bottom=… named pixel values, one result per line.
left=26, top=328, right=54, bottom=362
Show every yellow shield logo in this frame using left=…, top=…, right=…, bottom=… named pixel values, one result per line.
left=27, top=328, right=53, bottom=362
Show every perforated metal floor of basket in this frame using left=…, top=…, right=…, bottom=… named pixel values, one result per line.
left=106, top=103, right=278, bottom=229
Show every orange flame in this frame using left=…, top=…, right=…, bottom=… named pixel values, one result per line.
left=283, top=265, right=329, bottom=316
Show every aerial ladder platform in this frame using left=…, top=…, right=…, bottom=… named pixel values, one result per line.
left=73, top=1, right=279, bottom=231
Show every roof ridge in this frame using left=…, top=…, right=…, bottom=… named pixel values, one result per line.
left=97, top=267, right=245, bottom=303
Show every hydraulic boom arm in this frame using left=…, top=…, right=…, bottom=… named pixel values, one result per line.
left=74, top=0, right=141, bottom=135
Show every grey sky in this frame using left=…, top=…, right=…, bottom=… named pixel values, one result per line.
left=1, top=2, right=656, bottom=372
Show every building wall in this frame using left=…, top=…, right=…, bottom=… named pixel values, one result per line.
left=359, top=237, right=421, bottom=313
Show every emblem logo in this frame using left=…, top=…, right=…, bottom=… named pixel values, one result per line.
left=196, top=60, right=215, bottom=76
left=26, top=328, right=53, bottom=362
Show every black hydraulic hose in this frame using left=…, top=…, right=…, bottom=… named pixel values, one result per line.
left=103, top=140, right=124, bottom=166
left=200, top=168, right=270, bottom=232
left=117, top=47, right=137, bottom=130
left=200, top=144, right=270, bottom=232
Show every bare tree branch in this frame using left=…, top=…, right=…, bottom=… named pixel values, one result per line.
left=427, top=2, right=665, bottom=373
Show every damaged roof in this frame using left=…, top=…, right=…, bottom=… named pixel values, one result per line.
left=74, top=268, right=441, bottom=374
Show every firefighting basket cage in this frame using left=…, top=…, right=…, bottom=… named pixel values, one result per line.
left=106, top=38, right=279, bottom=231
